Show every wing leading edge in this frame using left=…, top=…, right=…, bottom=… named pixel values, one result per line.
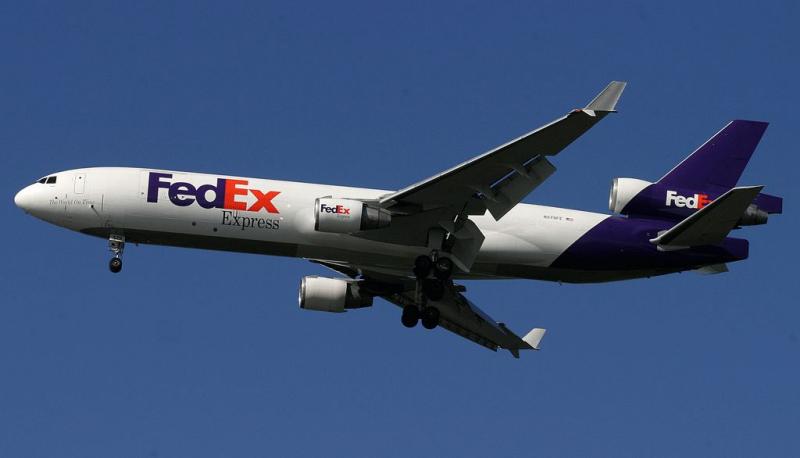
left=379, top=81, right=626, bottom=220
left=357, top=82, right=625, bottom=272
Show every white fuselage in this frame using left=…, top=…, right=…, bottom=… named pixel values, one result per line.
left=16, top=167, right=612, bottom=281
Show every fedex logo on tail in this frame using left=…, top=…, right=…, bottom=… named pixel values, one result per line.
left=665, top=190, right=711, bottom=209
left=147, top=172, right=280, bottom=213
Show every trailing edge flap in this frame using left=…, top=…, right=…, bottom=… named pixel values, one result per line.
left=650, top=186, right=763, bottom=247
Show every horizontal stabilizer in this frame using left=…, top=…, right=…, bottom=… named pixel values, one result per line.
left=754, top=192, right=783, bottom=214
left=522, top=328, right=547, bottom=350
left=650, top=185, right=763, bottom=247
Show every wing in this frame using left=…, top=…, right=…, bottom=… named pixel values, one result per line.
left=357, top=82, right=625, bottom=271
left=383, top=283, right=546, bottom=358
left=309, top=260, right=545, bottom=357
left=380, top=81, right=626, bottom=220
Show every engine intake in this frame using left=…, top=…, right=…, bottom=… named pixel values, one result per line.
left=609, top=177, right=653, bottom=214
left=298, top=276, right=373, bottom=313
left=314, top=198, right=391, bottom=234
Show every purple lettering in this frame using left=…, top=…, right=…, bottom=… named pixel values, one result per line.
left=168, top=182, right=196, bottom=207
left=147, top=172, right=173, bottom=202
left=196, top=179, right=226, bottom=209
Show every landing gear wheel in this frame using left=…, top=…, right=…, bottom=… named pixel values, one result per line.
left=421, top=307, right=440, bottom=329
left=422, top=279, right=445, bottom=301
left=108, top=234, right=125, bottom=274
left=401, top=305, right=420, bottom=328
left=433, top=257, right=454, bottom=280
left=109, top=257, right=122, bottom=273
left=413, top=255, right=433, bottom=279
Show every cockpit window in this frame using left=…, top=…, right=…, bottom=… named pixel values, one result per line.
left=36, top=176, right=57, bottom=184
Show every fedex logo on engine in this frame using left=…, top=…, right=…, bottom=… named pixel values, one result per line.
left=319, top=203, right=351, bottom=215
left=665, top=190, right=711, bottom=209
left=147, top=172, right=280, bottom=213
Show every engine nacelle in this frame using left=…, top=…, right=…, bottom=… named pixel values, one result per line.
left=298, top=276, right=373, bottom=313
left=609, top=178, right=653, bottom=214
left=314, top=198, right=391, bottom=234
left=738, top=204, right=768, bottom=226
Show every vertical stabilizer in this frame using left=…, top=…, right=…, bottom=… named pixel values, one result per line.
left=657, top=120, right=768, bottom=190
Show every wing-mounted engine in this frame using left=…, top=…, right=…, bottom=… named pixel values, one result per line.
left=314, top=198, right=391, bottom=234
left=298, top=276, right=373, bottom=313
left=358, top=81, right=626, bottom=272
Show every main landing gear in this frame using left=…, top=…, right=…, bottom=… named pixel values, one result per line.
left=108, top=234, right=125, bottom=273
left=401, top=253, right=454, bottom=330
left=401, top=304, right=441, bottom=329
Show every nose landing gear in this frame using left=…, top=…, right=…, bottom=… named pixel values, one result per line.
left=108, top=234, right=125, bottom=273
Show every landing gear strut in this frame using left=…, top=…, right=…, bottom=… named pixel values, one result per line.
left=414, top=253, right=452, bottom=302
left=413, top=255, right=432, bottom=279
left=108, top=234, right=125, bottom=273
left=433, top=256, right=453, bottom=280
left=413, top=254, right=454, bottom=282
left=400, top=252, right=454, bottom=330
left=421, top=279, right=444, bottom=301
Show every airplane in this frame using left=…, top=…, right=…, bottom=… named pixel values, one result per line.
left=13, top=81, right=783, bottom=357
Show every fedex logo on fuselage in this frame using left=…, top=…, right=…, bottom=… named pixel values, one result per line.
left=319, top=203, right=351, bottom=215
left=665, top=190, right=711, bottom=209
left=147, top=172, right=280, bottom=213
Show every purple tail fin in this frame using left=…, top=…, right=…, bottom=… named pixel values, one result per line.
left=657, top=120, right=768, bottom=190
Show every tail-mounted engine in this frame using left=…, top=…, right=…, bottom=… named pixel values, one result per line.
left=314, top=198, right=391, bottom=234
left=609, top=177, right=778, bottom=226
left=298, top=276, right=374, bottom=313
left=608, top=177, right=653, bottom=214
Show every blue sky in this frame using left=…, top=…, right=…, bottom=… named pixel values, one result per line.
left=1, top=1, right=798, bottom=457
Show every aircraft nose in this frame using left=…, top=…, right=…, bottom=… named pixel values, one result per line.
left=14, top=185, right=33, bottom=212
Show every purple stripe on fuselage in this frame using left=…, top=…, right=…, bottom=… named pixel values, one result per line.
left=551, top=216, right=748, bottom=271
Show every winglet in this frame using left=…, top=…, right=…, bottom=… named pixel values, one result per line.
left=522, top=328, right=547, bottom=350
left=585, top=81, right=627, bottom=112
